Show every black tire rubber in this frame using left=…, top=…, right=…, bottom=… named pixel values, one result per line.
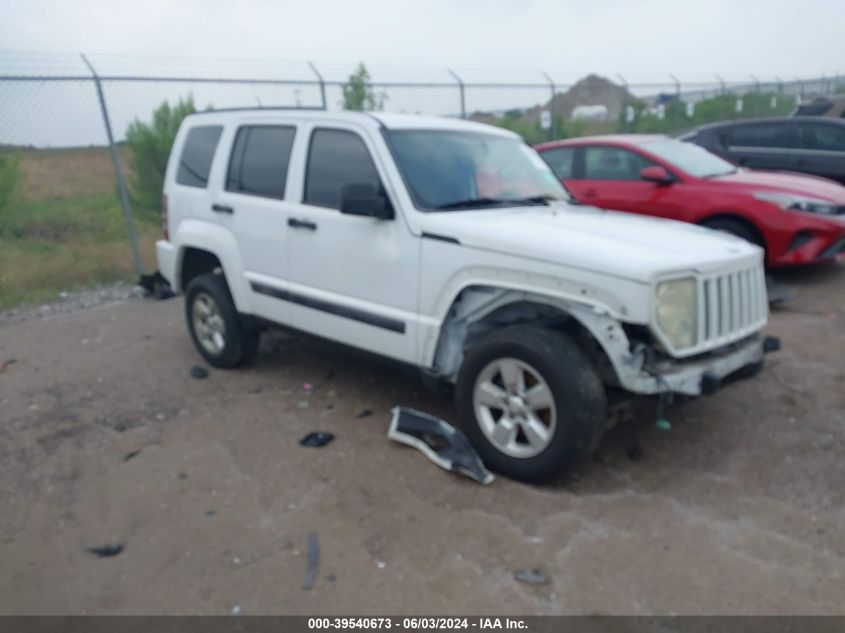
left=184, top=273, right=259, bottom=368
left=701, top=217, right=762, bottom=246
left=455, top=326, right=607, bottom=483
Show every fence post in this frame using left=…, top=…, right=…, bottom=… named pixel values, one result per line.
left=448, top=69, right=466, bottom=119
left=541, top=71, right=556, bottom=140
left=80, top=53, right=145, bottom=278
left=308, top=61, right=326, bottom=109
left=616, top=74, right=630, bottom=132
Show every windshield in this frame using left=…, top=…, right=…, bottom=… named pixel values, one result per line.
left=640, top=139, right=737, bottom=178
left=386, top=130, right=569, bottom=210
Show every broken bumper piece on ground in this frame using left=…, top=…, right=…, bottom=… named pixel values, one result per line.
left=388, top=407, right=494, bottom=485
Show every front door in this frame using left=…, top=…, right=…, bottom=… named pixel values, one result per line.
left=564, top=145, right=686, bottom=220
left=281, top=124, right=420, bottom=364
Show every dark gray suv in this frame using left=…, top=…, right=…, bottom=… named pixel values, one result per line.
left=680, top=116, right=845, bottom=184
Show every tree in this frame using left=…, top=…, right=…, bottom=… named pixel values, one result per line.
left=125, top=96, right=196, bottom=216
left=341, top=63, right=387, bottom=111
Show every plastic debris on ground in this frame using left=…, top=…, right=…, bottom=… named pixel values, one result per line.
left=514, top=567, right=549, bottom=585
left=302, top=531, right=320, bottom=591
left=0, top=358, right=17, bottom=374
left=300, top=431, right=334, bottom=448
left=190, top=366, right=208, bottom=380
left=87, top=543, right=125, bottom=558
left=355, top=409, right=373, bottom=419
left=387, top=407, right=494, bottom=485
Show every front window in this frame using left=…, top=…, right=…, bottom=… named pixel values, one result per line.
left=386, top=130, right=568, bottom=211
left=641, top=139, right=737, bottom=178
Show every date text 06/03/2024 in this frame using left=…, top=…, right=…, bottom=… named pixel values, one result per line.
left=306, top=617, right=528, bottom=630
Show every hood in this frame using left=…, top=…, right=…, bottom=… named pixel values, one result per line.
left=421, top=203, right=761, bottom=282
left=712, top=169, right=845, bottom=202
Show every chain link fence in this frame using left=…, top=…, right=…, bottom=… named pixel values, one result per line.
left=0, top=51, right=842, bottom=305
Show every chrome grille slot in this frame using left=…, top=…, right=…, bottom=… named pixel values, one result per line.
left=694, top=264, right=768, bottom=353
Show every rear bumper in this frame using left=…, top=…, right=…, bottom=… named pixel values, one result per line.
left=155, top=240, right=178, bottom=291
left=622, top=334, right=776, bottom=397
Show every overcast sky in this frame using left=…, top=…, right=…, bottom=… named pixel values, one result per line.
left=2, top=0, right=844, bottom=83
left=2, top=0, right=843, bottom=147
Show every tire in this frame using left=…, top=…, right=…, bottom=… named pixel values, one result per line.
left=455, top=326, right=606, bottom=483
left=701, top=217, right=761, bottom=246
left=184, top=273, right=259, bottom=368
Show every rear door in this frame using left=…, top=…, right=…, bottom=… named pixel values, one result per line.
left=562, top=145, right=687, bottom=220
left=794, top=121, right=845, bottom=183
left=211, top=122, right=298, bottom=325
left=722, top=121, right=798, bottom=171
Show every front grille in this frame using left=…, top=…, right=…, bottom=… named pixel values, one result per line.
left=697, top=265, right=768, bottom=350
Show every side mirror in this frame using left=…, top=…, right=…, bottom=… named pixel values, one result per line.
left=340, top=183, right=394, bottom=220
left=640, top=166, right=675, bottom=185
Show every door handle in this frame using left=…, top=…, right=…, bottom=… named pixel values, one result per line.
left=212, top=204, right=234, bottom=214
left=583, top=188, right=598, bottom=198
left=288, top=217, right=317, bottom=231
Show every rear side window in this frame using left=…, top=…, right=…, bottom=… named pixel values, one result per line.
left=304, top=129, right=381, bottom=209
left=799, top=123, right=845, bottom=152
left=226, top=126, right=296, bottom=199
left=727, top=123, right=793, bottom=149
left=541, top=147, right=576, bottom=179
left=176, top=125, right=223, bottom=188
left=583, top=146, right=652, bottom=180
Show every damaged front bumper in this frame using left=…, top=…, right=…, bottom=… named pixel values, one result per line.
left=620, top=333, right=779, bottom=397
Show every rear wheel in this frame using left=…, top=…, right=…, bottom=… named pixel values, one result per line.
left=185, top=273, right=259, bottom=368
left=455, top=326, right=606, bottom=483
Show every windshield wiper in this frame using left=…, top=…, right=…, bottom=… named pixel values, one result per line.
left=434, top=195, right=559, bottom=210
left=434, top=198, right=513, bottom=210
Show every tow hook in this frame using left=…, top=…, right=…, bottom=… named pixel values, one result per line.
left=763, top=336, right=781, bottom=353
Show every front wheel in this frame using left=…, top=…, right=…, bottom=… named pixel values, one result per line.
left=185, top=273, right=259, bottom=368
left=455, top=326, right=606, bottom=483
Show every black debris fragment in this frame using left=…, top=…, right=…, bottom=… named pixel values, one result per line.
left=514, top=567, right=549, bottom=585
left=325, top=574, right=336, bottom=583
left=355, top=409, right=373, bottom=419
left=388, top=407, right=494, bottom=485
left=300, top=431, right=334, bottom=448
left=123, top=450, right=141, bottom=462
left=302, top=531, right=320, bottom=591
left=138, top=271, right=175, bottom=300
left=177, top=471, right=188, bottom=480
left=0, top=358, right=17, bottom=373
left=190, top=366, right=209, bottom=380
left=87, top=544, right=125, bottom=558
left=205, top=510, right=217, bottom=517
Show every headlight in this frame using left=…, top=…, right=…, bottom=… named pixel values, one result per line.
left=753, top=191, right=838, bottom=215
left=655, top=278, right=697, bottom=350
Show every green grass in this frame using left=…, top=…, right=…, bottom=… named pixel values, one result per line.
left=0, top=163, right=159, bottom=310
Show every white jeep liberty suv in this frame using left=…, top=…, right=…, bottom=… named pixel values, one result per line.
left=156, top=109, right=776, bottom=482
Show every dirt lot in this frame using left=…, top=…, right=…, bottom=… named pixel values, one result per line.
left=0, top=265, right=843, bottom=615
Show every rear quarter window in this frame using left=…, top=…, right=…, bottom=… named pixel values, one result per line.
left=176, top=125, right=223, bottom=188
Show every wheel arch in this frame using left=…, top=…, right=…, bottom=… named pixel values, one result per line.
left=698, top=212, right=768, bottom=251
left=172, top=219, right=253, bottom=312
left=426, top=285, right=635, bottom=388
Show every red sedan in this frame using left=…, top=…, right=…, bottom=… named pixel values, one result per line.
left=535, top=135, right=845, bottom=266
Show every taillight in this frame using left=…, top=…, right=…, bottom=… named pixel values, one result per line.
left=161, top=194, right=169, bottom=241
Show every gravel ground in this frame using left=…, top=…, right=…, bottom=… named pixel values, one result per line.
left=0, top=283, right=142, bottom=329
left=0, top=264, right=843, bottom=615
